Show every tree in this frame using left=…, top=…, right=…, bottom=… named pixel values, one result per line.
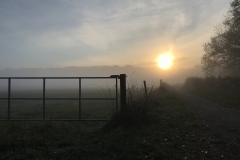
left=202, top=0, right=240, bottom=77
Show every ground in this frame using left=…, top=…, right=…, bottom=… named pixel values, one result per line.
left=177, top=89, right=240, bottom=159
left=1, top=87, right=240, bottom=159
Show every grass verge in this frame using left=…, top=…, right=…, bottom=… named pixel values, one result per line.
left=182, top=76, right=240, bottom=109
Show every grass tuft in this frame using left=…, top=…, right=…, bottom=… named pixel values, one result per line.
left=104, top=79, right=155, bottom=130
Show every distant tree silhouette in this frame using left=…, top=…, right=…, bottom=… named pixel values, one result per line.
left=202, top=0, right=240, bottom=77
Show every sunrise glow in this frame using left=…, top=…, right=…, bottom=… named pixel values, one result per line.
left=157, top=54, right=173, bottom=70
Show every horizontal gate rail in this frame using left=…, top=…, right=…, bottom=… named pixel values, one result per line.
left=0, top=98, right=116, bottom=100
left=0, top=77, right=116, bottom=79
left=0, top=76, right=120, bottom=121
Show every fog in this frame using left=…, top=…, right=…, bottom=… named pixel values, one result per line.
left=0, top=65, right=203, bottom=92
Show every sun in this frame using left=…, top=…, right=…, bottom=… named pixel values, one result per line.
left=157, top=54, right=173, bottom=70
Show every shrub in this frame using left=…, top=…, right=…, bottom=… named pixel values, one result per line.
left=103, top=79, right=154, bottom=130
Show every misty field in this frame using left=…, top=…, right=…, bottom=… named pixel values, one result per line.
left=1, top=83, right=240, bottom=159
left=0, top=89, right=117, bottom=120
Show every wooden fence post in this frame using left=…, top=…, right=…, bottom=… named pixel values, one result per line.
left=160, top=79, right=162, bottom=88
left=119, top=74, right=127, bottom=112
left=143, top=80, right=147, bottom=99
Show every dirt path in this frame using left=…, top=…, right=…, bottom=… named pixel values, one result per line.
left=177, top=89, right=240, bottom=150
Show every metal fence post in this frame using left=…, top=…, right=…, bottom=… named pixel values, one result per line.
left=79, top=78, right=82, bottom=120
left=116, top=77, right=118, bottom=112
left=8, top=78, right=11, bottom=120
left=119, top=74, right=127, bottom=112
left=43, top=78, right=46, bottom=120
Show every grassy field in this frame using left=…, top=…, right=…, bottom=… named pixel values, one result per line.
left=0, top=84, right=240, bottom=159
left=0, top=89, right=116, bottom=120
left=182, top=76, right=240, bottom=110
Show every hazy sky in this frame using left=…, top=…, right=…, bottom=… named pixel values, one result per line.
left=0, top=0, right=231, bottom=70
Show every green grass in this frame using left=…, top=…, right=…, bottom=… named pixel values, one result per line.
left=0, top=85, right=240, bottom=159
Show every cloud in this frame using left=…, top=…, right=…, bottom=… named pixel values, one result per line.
left=175, top=57, right=189, bottom=62
left=175, top=12, right=192, bottom=28
left=77, top=22, right=118, bottom=49
left=0, top=0, right=231, bottom=69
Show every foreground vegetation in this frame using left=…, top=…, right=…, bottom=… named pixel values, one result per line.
left=1, top=83, right=240, bottom=159
left=182, top=76, right=240, bottom=110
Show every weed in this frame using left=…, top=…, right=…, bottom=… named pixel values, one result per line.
left=104, top=79, right=155, bottom=129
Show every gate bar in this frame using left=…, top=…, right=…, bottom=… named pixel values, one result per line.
left=116, top=77, right=118, bottom=111
left=8, top=78, right=11, bottom=120
left=0, top=77, right=116, bottom=79
left=79, top=78, right=81, bottom=120
left=43, top=78, right=46, bottom=120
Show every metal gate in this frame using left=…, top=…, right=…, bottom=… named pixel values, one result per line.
left=0, top=75, right=120, bottom=121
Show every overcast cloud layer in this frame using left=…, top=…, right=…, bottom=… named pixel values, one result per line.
left=0, top=0, right=231, bottom=69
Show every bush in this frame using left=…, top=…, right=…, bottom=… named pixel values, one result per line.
left=103, top=80, right=154, bottom=129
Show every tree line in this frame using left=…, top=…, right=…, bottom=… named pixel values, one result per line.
left=202, top=0, right=240, bottom=77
